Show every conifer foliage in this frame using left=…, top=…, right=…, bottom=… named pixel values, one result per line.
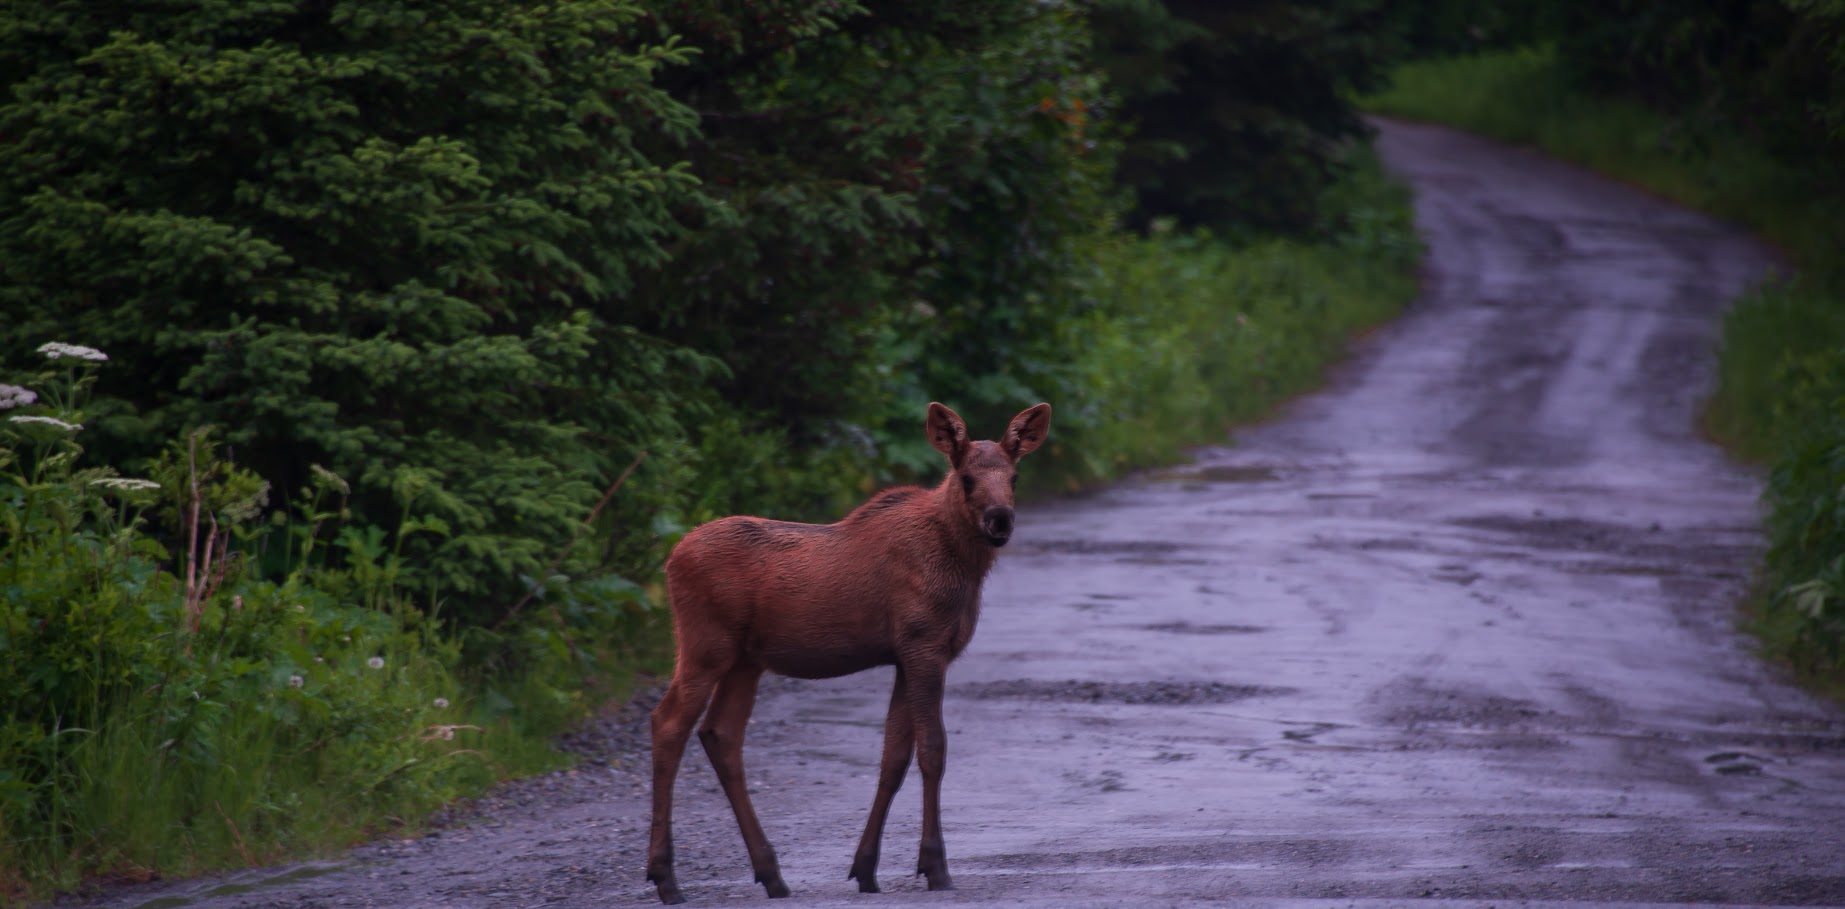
left=0, top=1, right=710, bottom=604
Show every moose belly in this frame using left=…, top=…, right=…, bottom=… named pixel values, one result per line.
left=757, top=639, right=895, bottom=680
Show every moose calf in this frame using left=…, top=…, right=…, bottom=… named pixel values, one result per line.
left=645, top=402, right=1052, bottom=904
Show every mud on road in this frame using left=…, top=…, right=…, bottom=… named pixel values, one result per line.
left=73, top=121, right=1845, bottom=909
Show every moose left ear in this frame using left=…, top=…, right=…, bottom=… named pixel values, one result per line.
left=926, top=401, right=970, bottom=467
left=1002, top=403, right=1052, bottom=460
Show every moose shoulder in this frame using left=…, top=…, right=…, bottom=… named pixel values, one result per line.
left=645, top=402, right=1052, bottom=904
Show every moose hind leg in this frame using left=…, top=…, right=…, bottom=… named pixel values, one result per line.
left=698, top=663, right=790, bottom=899
left=647, top=665, right=723, bottom=905
left=848, top=668, right=914, bottom=893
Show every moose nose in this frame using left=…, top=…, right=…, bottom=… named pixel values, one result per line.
left=983, top=506, right=1015, bottom=541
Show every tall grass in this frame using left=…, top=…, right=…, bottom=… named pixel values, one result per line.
left=1364, top=48, right=1845, bottom=690
left=0, top=353, right=613, bottom=903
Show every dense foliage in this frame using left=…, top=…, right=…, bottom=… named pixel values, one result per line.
left=0, top=0, right=710, bottom=612
left=1088, top=0, right=1401, bottom=235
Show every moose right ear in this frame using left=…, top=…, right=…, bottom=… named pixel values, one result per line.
left=926, top=402, right=969, bottom=466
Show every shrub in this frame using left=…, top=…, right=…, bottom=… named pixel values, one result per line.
left=0, top=346, right=545, bottom=898
left=1759, top=355, right=1845, bottom=674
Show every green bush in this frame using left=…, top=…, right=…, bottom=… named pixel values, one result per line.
left=1758, top=338, right=1845, bottom=677
left=0, top=347, right=570, bottom=899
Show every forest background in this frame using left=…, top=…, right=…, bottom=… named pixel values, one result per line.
left=2, top=0, right=1839, bottom=900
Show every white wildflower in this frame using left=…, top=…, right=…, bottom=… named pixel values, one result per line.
left=288, top=675, right=304, bottom=689
left=309, top=463, right=351, bottom=495
left=90, top=477, right=161, bottom=491
left=0, top=385, right=35, bottom=410
left=232, top=595, right=244, bottom=610
left=314, top=656, right=324, bottom=663
left=9, top=415, right=81, bottom=431
left=433, top=697, right=450, bottom=709
left=294, top=604, right=306, bottom=613
left=37, top=342, right=108, bottom=361
left=419, top=724, right=480, bottom=742
left=367, top=656, right=385, bottom=670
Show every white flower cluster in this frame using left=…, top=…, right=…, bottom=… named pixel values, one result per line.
left=368, top=656, right=385, bottom=670
left=0, top=385, right=36, bottom=410
left=90, top=477, right=161, bottom=491
left=9, top=415, right=81, bottom=431
left=37, top=342, right=108, bottom=361
left=310, top=463, right=351, bottom=495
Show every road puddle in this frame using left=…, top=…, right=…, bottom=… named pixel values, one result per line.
left=1156, top=464, right=1282, bottom=484
left=126, top=863, right=355, bottom=909
left=955, top=679, right=1289, bottom=705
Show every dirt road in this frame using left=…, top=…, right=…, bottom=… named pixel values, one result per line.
left=81, top=120, right=1845, bottom=909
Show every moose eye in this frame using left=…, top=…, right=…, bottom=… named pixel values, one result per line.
left=961, top=474, right=975, bottom=494
left=1010, top=474, right=1019, bottom=488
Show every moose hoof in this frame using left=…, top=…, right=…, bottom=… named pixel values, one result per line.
left=653, top=883, right=686, bottom=906
left=917, top=862, right=954, bottom=891
left=848, top=857, right=881, bottom=893
left=758, top=875, right=791, bottom=899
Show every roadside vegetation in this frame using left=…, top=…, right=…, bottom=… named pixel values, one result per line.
left=0, top=0, right=1417, bottom=900
left=1363, top=0, right=1845, bottom=691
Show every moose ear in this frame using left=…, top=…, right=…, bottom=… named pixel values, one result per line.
left=926, top=402, right=969, bottom=466
left=1002, top=403, right=1052, bottom=460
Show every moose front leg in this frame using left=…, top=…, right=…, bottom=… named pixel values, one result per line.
left=904, top=663, right=954, bottom=890
left=849, top=668, right=914, bottom=892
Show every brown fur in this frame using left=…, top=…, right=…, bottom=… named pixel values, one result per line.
left=645, top=402, right=1052, bottom=904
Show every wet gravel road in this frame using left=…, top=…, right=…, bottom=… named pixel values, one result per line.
left=75, top=121, right=1845, bottom=908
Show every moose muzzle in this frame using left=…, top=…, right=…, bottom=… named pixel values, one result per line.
left=981, top=506, right=1015, bottom=547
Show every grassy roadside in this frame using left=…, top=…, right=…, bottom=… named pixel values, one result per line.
left=1363, top=47, right=1845, bottom=693
left=0, top=378, right=665, bottom=903
left=0, top=149, right=1421, bottom=906
left=1035, top=148, right=1420, bottom=493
